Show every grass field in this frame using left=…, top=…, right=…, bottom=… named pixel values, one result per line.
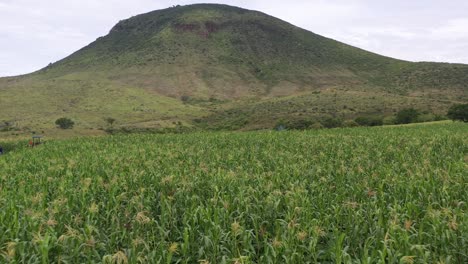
left=0, top=122, right=467, bottom=263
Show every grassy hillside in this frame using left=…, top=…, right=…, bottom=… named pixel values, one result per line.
left=1, top=122, right=466, bottom=262
left=0, top=72, right=206, bottom=134
left=0, top=4, right=467, bottom=135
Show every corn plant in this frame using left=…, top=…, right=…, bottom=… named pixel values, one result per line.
left=0, top=122, right=466, bottom=263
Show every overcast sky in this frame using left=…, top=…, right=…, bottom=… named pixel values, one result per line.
left=1, top=0, right=468, bottom=77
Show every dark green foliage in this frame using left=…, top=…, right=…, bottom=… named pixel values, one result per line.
left=447, top=104, right=468, bottom=122
left=321, top=118, right=343, bottom=128
left=105, top=125, right=196, bottom=135
left=55, top=118, right=75, bottom=129
left=433, top=115, right=447, bottom=121
left=0, top=140, right=23, bottom=154
left=383, top=116, right=396, bottom=125
left=417, top=114, right=436, bottom=123
left=344, top=120, right=359, bottom=127
left=309, top=122, right=324, bottom=130
left=278, top=119, right=314, bottom=130
left=104, top=117, right=116, bottom=127
left=355, top=116, right=384, bottom=127
left=195, top=108, right=251, bottom=131
left=395, top=108, right=420, bottom=124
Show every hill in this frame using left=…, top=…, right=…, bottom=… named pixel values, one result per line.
left=0, top=4, right=467, bottom=135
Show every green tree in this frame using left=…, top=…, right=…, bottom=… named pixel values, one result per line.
left=344, top=120, right=359, bottom=127
left=447, top=104, right=468, bottom=122
left=355, top=116, right=383, bottom=127
left=105, top=117, right=116, bottom=127
left=395, top=108, right=419, bottom=124
left=55, top=118, right=75, bottom=129
left=276, top=119, right=314, bottom=130
left=321, top=118, right=343, bottom=129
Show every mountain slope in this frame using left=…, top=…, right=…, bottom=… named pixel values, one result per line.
left=0, top=4, right=467, bottom=135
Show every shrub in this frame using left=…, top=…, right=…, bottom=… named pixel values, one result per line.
left=55, top=117, right=75, bottom=129
left=383, top=116, right=396, bottom=125
left=291, top=119, right=314, bottom=130
left=278, top=119, right=314, bottom=130
left=433, top=115, right=447, bottom=121
left=417, top=114, right=435, bottom=123
left=309, top=122, right=324, bottom=130
left=321, top=118, right=342, bottom=129
left=344, top=120, right=359, bottom=127
left=447, top=104, right=468, bottom=122
left=104, top=117, right=116, bottom=127
left=355, top=116, right=383, bottom=127
left=395, top=108, right=419, bottom=124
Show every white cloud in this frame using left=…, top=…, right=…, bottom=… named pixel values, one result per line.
left=432, top=18, right=468, bottom=38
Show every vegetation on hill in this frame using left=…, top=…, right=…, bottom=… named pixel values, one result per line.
left=55, top=117, right=75, bottom=129
left=0, top=4, right=467, bottom=135
left=0, top=122, right=466, bottom=262
left=395, top=108, right=420, bottom=124
left=447, top=104, right=468, bottom=122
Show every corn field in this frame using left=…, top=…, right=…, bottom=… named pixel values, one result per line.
left=0, top=123, right=467, bottom=263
